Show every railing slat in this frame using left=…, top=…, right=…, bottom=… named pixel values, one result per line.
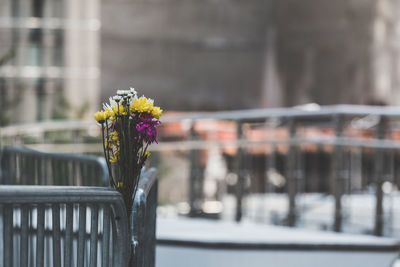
left=90, top=204, right=99, bottom=267
left=36, top=204, right=45, bottom=267
left=77, top=203, right=87, bottom=267
left=4, top=204, right=13, bottom=267
left=331, top=114, right=344, bottom=232
left=52, top=203, right=61, bottom=267
left=102, top=205, right=110, bottom=267
left=235, top=120, right=244, bottom=222
left=287, top=118, right=297, bottom=227
left=20, top=205, right=29, bottom=267
left=64, top=203, right=73, bottom=267
left=374, top=117, right=385, bottom=236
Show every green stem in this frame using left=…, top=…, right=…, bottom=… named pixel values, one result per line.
left=101, top=123, right=116, bottom=187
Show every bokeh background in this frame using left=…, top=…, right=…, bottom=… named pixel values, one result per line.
left=2, top=0, right=400, bottom=241
left=2, top=0, right=400, bottom=125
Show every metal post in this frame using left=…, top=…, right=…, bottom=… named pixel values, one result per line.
left=188, top=121, right=203, bottom=217
left=287, top=118, right=297, bottom=226
left=265, top=118, right=278, bottom=193
left=331, top=114, right=344, bottom=232
left=374, top=117, right=385, bottom=236
left=235, top=120, right=244, bottom=222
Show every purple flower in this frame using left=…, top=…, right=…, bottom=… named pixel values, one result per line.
left=134, top=113, right=161, bottom=144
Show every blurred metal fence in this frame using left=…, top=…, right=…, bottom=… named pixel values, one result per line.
left=161, top=105, right=400, bottom=237
left=0, top=146, right=108, bottom=186
left=2, top=105, right=400, bottom=236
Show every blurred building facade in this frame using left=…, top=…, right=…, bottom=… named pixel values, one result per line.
left=0, top=0, right=100, bottom=125
left=2, top=0, right=400, bottom=125
left=101, top=0, right=270, bottom=111
left=272, top=0, right=400, bottom=106
left=101, top=0, right=400, bottom=110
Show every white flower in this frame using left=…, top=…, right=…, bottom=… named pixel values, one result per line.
left=117, top=90, right=124, bottom=96
left=147, top=98, right=154, bottom=104
left=113, top=95, right=122, bottom=102
left=107, top=97, right=117, bottom=108
left=130, top=87, right=137, bottom=97
left=103, top=102, right=112, bottom=110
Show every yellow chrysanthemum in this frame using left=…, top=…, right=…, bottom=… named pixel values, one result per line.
left=94, top=111, right=107, bottom=123
left=104, top=138, right=113, bottom=149
left=104, top=107, right=113, bottom=119
left=110, top=131, right=119, bottom=142
left=145, top=152, right=151, bottom=158
left=112, top=104, right=127, bottom=116
left=105, top=139, right=109, bottom=148
left=110, top=150, right=119, bottom=163
left=130, top=97, right=154, bottom=113
left=151, top=106, right=163, bottom=119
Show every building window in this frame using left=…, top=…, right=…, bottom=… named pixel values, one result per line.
left=28, top=29, right=42, bottom=66
left=11, top=0, right=19, bottom=18
left=35, top=78, right=45, bottom=121
left=32, top=0, right=44, bottom=18
left=52, top=0, right=63, bottom=18
left=53, top=29, right=64, bottom=66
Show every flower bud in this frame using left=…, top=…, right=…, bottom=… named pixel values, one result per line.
left=94, top=111, right=106, bottom=123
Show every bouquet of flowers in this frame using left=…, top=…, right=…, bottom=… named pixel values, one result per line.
left=94, top=88, right=162, bottom=218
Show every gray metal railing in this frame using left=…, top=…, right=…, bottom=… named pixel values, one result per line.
left=0, top=186, right=129, bottom=267
left=0, top=146, right=108, bottom=186
left=0, top=168, right=158, bottom=267
left=131, top=168, right=158, bottom=267
left=159, top=105, right=400, bottom=237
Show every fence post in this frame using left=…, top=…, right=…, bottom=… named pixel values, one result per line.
left=287, top=118, right=297, bottom=227
left=189, top=121, right=203, bottom=217
left=235, top=120, right=244, bottom=222
left=374, top=116, right=385, bottom=236
left=265, top=118, right=278, bottom=194
left=331, top=114, right=344, bottom=232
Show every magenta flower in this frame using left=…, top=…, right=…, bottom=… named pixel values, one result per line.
left=134, top=113, right=161, bottom=144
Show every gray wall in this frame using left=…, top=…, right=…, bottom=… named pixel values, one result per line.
left=273, top=0, right=375, bottom=106
left=101, top=0, right=400, bottom=111
left=101, top=0, right=270, bottom=111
